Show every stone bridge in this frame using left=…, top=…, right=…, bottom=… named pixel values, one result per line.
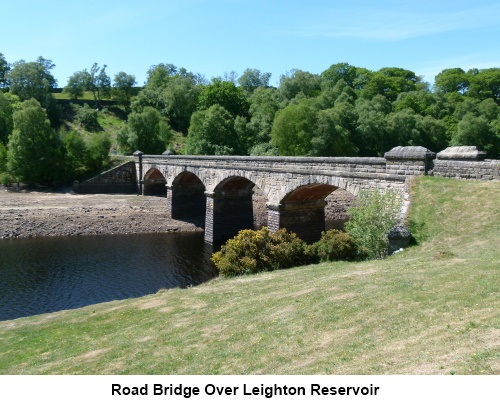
left=133, top=146, right=436, bottom=244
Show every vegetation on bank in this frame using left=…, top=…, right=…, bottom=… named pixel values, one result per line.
left=0, top=177, right=498, bottom=375
left=1, top=52, right=500, bottom=186
left=211, top=189, right=400, bottom=277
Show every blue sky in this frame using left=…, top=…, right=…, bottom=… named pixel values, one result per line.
left=1, top=0, right=499, bottom=88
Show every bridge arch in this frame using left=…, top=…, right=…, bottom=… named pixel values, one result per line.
left=205, top=175, right=267, bottom=244
left=168, top=171, right=206, bottom=227
left=143, top=168, right=167, bottom=196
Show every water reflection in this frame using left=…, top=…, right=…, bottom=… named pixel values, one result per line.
left=0, top=232, right=217, bottom=321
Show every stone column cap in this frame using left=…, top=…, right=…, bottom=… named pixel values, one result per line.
left=436, top=146, right=486, bottom=161
left=132, top=150, right=144, bottom=156
left=384, top=146, right=436, bottom=161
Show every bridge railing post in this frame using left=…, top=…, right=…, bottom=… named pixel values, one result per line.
left=384, top=146, right=436, bottom=176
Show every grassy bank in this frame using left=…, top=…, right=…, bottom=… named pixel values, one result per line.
left=0, top=177, right=498, bottom=374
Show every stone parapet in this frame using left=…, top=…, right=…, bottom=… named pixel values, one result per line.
left=432, top=159, right=499, bottom=181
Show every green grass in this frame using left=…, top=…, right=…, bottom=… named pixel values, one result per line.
left=0, top=177, right=498, bottom=374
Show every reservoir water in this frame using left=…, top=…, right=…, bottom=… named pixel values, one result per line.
left=0, top=232, right=217, bottom=321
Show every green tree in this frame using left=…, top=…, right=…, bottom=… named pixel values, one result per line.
left=113, top=71, right=137, bottom=106
left=360, top=67, right=421, bottom=101
left=87, top=63, right=111, bottom=107
left=86, top=132, right=111, bottom=171
left=238, top=68, right=272, bottom=94
left=246, top=86, right=282, bottom=145
left=434, top=68, right=469, bottom=94
left=159, top=74, right=201, bottom=133
left=271, top=100, right=318, bottom=155
left=279, top=69, right=321, bottom=102
left=7, top=99, right=63, bottom=184
left=64, top=71, right=90, bottom=100
left=0, top=52, right=10, bottom=88
left=118, top=107, right=171, bottom=154
left=452, top=113, right=499, bottom=158
left=354, top=95, right=392, bottom=156
left=468, top=68, right=500, bottom=102
left=320, top=62, right=358, bottom=89
left=185, top=104, right=240, bottom=155
left=6, top=57, right=57, bottom=102
left=60, top=129, right=88, bottom=179
left=0, top=92, right=15, bottom=144
left=197, top=80, right=249, bottom=118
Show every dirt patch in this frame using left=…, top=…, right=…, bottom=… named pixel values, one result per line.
left=0, top=190, right=202, bottom=239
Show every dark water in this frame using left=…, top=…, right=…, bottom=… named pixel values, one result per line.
left=0, top=232, right=217, bottom=321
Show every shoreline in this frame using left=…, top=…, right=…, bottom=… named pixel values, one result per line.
left=0, top=190, right=202, bottom=239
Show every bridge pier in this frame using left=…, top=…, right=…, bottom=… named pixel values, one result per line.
left=204, top=190, right=254, bottom=244
left=267, top=201, right=327, bottom=243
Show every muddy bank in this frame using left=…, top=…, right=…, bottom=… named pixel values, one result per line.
left=0, top=190, right=201, bottom=239
left=0, top=187, right=355, bottom=239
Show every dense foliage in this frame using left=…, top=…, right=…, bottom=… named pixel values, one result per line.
left=211, top=227, right=313, bottom=277
left=309, top=229, right=367, bottom=262
left=0, top=52, right=499, bottom=185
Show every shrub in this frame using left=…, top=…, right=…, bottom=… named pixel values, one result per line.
left=73, top=103, right=100, bottom=131
left=211, top=227, right=313, bottom=277
left=310, top=229, right=367, bottom=262
left=345, top=189, right=402, bottom=259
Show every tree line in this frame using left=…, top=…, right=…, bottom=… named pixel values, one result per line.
left=0, top=52, right=499, bottom=185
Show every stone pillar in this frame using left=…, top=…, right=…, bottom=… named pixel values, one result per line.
left=165, top=185, right=174, bottom=218
left=384, top=146, right=436, bottom=176
left=132, top=150, right=144, bottom=195
left=266, top=200, right=327, bottom=243
left=204, top=192, right=215, bottom=244
left=204, top=190, right=254, bottom=245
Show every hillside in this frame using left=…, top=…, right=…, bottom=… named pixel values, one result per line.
left=0, top=176, right=498, bottom=374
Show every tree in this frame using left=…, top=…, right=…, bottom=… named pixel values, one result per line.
left=0, top=92, right=16, bottom=144
left=246, top=86, right=282, bottom=145
left=185, top=104, right=240, bottom=155
left=0, top=52, right=9, bottom=88
left=7, top=99, right=63, bottom=184
left=360, top=67, right=420, bottom=101
left=113, top=71, right=136, bottom=106
left=238, top=68, right=272, bottom=94
left=468, top=68, right=500, bottom=102
left=278, top=69, right=321, bottom=102
left=354, top=95, right=392, bottom=156
left=87, top=63, right=111, bottom=107
left=310, top=94, right=358, bottom=157
left=434, top=68, right=469, bottom=94
left=117, top=107, right=172, bottom=154
left=320, top=62, right=358, bottom=89
left=197, top=80, right=249, bottom=117
left=6, top=57, right=57, bottom=102
left=452, top=113, right=499, bottom=158
left=64, top=71, right=90, bottom=100
left=310, top=106, right=357, bottom=156
left=271, top=100, right=318, bottom=155
left=159, top=74, right=201, bottom=133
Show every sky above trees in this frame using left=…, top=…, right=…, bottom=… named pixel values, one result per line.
left=1, top=0, right=499, bottom=88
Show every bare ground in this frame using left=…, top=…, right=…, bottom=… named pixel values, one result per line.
left=0, top=189, right=201, bottom=239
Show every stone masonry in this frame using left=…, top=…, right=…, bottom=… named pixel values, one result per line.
left=74, top=145, right=498, bottom=245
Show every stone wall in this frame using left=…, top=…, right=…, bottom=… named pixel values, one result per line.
left=73, top=161, right=137, bottom=194
left=430, top=147, right=499, bottom=181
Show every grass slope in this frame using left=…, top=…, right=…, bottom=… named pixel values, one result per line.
left=0, top=177, right=498, bottom=374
